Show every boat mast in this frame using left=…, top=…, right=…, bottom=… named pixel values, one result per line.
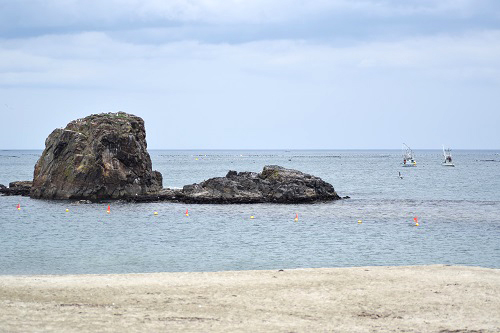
left=403, top=143, right=413, bottom=159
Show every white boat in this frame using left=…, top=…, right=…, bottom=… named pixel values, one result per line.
left=442, top=146, right=455, bottom=167
left=402, top=143, right=416, bottom=167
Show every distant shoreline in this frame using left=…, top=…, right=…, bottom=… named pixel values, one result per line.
left=1, top=265, right=498, bottom=332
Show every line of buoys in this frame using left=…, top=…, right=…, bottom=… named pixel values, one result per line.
left=13, top=201, right=422, bottom=228
left=10, top=197, right=421, bottom=228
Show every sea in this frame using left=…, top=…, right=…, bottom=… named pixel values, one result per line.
left=0, top=149, right=499, bottom=275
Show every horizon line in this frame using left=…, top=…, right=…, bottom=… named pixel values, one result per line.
left=1, top=148, right=499, bottom=151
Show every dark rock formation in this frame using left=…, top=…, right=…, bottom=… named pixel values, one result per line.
left=6, top=165, right=343, bottom=203
left=10, top=181, right=32, bottom=196
left=30, top=112, right=162, bottom=200
left=128, top=165, right=340, bottom=204
left=5, top=114, right=344, bottom=203
left=179, top=165, right=340, bottom=203
left=0, top=181, right=32, bottom=196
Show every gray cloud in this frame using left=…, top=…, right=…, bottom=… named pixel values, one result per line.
left=1, top=0, right=499, bottom=43
left=1, top=0, right=499, bottom=149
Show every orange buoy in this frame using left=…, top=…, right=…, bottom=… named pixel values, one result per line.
left=16, top=203, right=20, bottom=210
left=294, top=213, right=298, bottom=222
left=185, top=209, right=189, bottom=217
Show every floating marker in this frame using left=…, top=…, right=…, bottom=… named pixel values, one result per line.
left=185, top=209, right=189, bottom=217
left=414, top=216, right=419, bottom=226
left=195, top=158, right=199, bottom=161
left=16, top=203, right=20, bottom=210
left=154, top=211, right=158, bottom=216
left=358, top=219, right=362, bottom=224
left=66, top=209, right=69, bottom=212
left=106, top=205, right=110, bottom=214
left=250, top=215, right=255, bottom=219
left=294, top=213, right=298, bottom=222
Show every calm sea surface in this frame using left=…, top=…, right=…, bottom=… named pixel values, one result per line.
left=1, top=149, right=499, bottom=274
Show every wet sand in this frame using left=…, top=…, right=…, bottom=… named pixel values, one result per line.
left=0, top=265, right=498, bottom=332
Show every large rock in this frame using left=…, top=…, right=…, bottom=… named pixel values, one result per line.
left=176, top=165, right=341, bottom=203
left=30, top=112, right=162, bottom=200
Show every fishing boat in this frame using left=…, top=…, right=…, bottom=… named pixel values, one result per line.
left=442, top=146, right=455, bottom=167
left=402, top=143, right=416, bottom=167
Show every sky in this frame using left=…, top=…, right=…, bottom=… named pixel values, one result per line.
left=1, top=0, right=499, bottom=149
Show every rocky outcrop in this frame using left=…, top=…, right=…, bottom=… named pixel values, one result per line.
left=180, top=165, right=340, bottom=203
left=0, top=181, right=32, bottom=196
left=4, top=112, right=344, bottom=203
left=7, top=165, right=342, bottom=203
left=129, top=165, right=340, bottom=204
left=30, top=112, right=162, bottom=200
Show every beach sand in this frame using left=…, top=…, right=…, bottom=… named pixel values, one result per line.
left=0, top=265, right=498, bottom=332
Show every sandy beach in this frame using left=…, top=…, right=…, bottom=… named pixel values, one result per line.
left=0, top=265, right=498, bottom=332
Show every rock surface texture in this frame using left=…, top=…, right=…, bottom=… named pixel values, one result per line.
left=0, top=181, right=32, bottom=196
left=30, top=112, right=162, bottom=200
left=168, top=165, right=340, bottom=203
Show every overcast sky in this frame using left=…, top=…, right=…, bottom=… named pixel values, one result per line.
left=1, top=0, right=499, bottom=149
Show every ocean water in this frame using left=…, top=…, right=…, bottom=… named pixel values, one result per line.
left=0, top=149, right=499, bottom=275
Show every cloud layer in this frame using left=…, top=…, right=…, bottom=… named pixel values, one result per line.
left=2, top=0, right=499, bottom=40
left=1, top=0, right=499, bottom=148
